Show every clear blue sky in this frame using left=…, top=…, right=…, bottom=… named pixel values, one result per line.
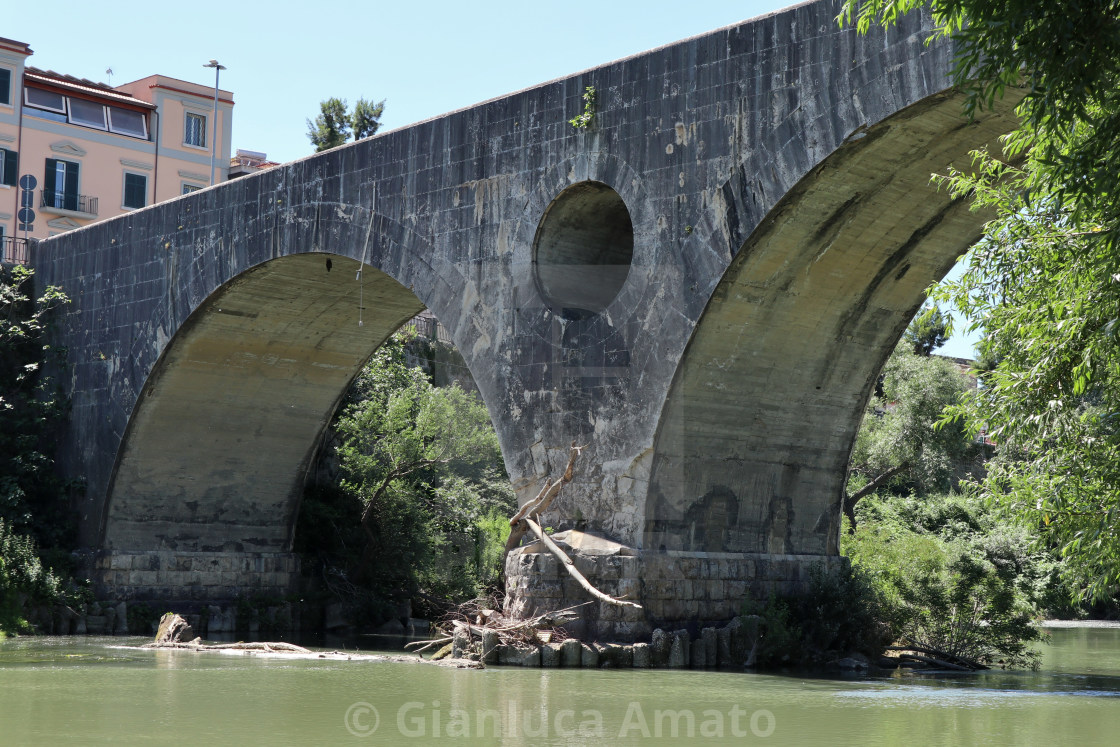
left=5, top=0, right=979, bottom=357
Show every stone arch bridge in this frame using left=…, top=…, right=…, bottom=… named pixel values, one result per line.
left=34, top=0, right=1017, bottom=638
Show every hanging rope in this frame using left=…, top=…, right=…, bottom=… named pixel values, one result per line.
left=356, top=189, right=377, bottom=327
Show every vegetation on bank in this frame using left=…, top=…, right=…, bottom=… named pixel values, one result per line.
left=295, top=333, right=515, bottom=625
left=0, top=266, right=75, bottom=634
left=840, top=0, right=1120, bottom=606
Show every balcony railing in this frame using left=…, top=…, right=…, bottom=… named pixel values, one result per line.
left=41, top=189, right=98, bottom=216
left=1, top=235, right=34, bottom=265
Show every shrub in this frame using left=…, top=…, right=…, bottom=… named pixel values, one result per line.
left=0, top=518, right=67, bottom=634
left=744, top=563, right=894, bottom=668
left=845, top=492, right=1051, bottom=669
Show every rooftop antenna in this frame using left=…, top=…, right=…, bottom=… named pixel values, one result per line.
left=105, top=67, right=113, bottom=85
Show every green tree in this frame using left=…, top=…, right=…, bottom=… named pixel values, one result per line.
left=904, top=305, right=950, bottom=356
left=1, top=265, right=73, bottom=548
left=0, top=266, right=74, bottom=634
left=307, top=97, right=350, bottom=152
left=307, top=97, right=386, bottom=152
left=351, top=98, right=386, bottom=141
left=845, top=345, right=976, bottom=531
left=838, top=1, right=1120, bottom=600
left=309, top=334, right=513, bottom=610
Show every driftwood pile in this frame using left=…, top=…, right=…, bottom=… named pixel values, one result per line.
left=414, top=443, right=639, bottom=661
left=407, top=597, right=588, bottom=661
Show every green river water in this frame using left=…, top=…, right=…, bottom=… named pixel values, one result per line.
left=1, top=624, right=1118, bottom=745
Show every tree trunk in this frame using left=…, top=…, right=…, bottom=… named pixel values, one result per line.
left=843, top=461, right=910, bottom=533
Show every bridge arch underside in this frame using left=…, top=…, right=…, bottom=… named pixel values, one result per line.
left=99, top=254, right=423, bottom=598
left=644, top=90, right=1018, bottom=559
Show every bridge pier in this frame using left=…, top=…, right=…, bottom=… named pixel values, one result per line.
left=88, top=550, right=300, bottom=603
left=505, top=532, right=844, bottom=641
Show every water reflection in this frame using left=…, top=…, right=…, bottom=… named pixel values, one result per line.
left=0, top=627, right=1118, bottom=745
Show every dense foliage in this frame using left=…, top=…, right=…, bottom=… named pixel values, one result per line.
left=744, top=564, right=894, bottom=668
left=845, top=343, right=980, bottom=529
left=0, top=266, right=73, bottom=633
left=0, top=518, right=67, bottom=634
left=840, top=0, right=1120, bottom=601
left=903, top=305, right=950, bottom=356
left=845, top=492, right=1052, bottom=669
left=297, top=333, right=514, bottom=622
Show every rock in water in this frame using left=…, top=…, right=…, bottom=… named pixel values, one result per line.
left=154, top=612, right=195, bottom=644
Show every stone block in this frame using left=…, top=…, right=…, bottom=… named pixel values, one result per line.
left=579, top=643, right=599, bottom=668
left=701, top=627, right=718, bottom=667
left=690, top=636, right=706, bottom=668
left=113, top=602, right=129, bottom=635
left=717, top=626, right=732, bottom=667
left=668, top=630, right=689, bottom=668
left=614, top=577, right=641, bottom=599
left=632, top=642, right=651, bottom=668
left=540, top=643, right=561, bottom=668
left=451, top=629, right=470, bottom=659
left=482, top=630, right=500, bottom=664
left=597, top=643, right=632, bottom=669
left=559, top=638, right=582, bottom=667
left=650, top=628, right=671, bottom=668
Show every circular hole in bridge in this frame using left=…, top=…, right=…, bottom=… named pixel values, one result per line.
left=533, top=181, right=634, bottom=317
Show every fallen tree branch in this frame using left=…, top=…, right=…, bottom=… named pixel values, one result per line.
left=504, top=443, right=585, bottom=557
left=897, top=652, right=972, bottom=671
left=524, top=517, right=642, bottom=610
left=143, top=640, right=313, bottom=653
left=502, top=442, right=641, bottom=609
left=887, top=644, right=988, bottom=671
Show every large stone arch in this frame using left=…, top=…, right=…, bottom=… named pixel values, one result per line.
left=100, top=254, right=425, bottom=555
left=643, top=89, right=1021, bottom=559
left=49, top=159, right=514, bottom=600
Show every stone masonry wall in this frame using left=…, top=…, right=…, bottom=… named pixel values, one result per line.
left=506, top=545, right=845, bottom=641
left=89, top=550, right=299, bottom=602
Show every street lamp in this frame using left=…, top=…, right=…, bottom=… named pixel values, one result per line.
left=203, top=59, right=226, bottom=186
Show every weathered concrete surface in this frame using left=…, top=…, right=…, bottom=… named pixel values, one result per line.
left=32, top=0, right=1019, bottom=618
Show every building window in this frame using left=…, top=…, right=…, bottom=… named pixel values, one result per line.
left=44, top=158, right=80, bottom=212
left=108, top=107, right=148, bottom=139
left=182, top=183, right=203, bottom=195
left=0, top=68, right=11, bottom=106
left=184, top=112, right=206, bottom=147
left=123, top=172, right=147, bottom=209
left=68, top=98, right=107, bottom=130
left=25, top=87, right=66, bottom=114
left=1, top=148, right=16, bottom=187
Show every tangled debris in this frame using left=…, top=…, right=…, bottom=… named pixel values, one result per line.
left=408, top=596, right=589, bottom=660
left=412, top=442, right=640, bottom=662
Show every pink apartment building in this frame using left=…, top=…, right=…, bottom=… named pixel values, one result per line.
left=1, top=35, right=233, bottom=263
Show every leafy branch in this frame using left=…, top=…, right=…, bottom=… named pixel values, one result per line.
left=569, top=86, right=596, bottom=129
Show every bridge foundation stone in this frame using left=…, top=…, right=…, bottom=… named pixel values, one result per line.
left=504, top=531, right=845, bottom=641
left=89, top=550, right=300, bottom=602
